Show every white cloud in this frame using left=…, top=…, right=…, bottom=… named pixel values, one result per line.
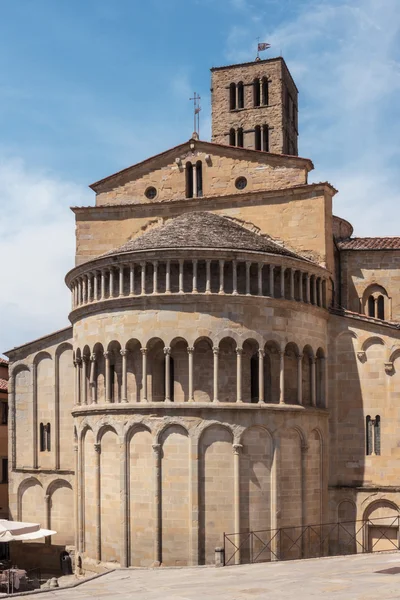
left=0, top=158, right=92, bottom=356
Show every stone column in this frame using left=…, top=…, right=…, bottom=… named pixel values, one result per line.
left=90, top=353, right=96, bottom=404
left=312, top=276, right=317, bottom=306
left=74, top=360, right=79, bottom=406
left=109, top=268, right=114, bottom=298
left=280, top=267, right=286, bottom=298
left=188, top=347, right=194, bottom=402
left=323, top=356, right=328, bottom=408
left=236, top=348, right=243, bottom=403
left=299, top=272, right=303, bottom=302
left=82, top=277, right=86, bottom=304
left=233, top=443, right=243, bottom=565
left=141, top=348, right=148, bottom=402
left=152, top=443, right=162, bottom=566
left=44, top=494, right=50, bottom=536
left=317, top=278, right=323, bottom=307
left=245, top=262, right=251, bottom=295
left=311, top=357, right=316, bottom=406
left=279, top=350, right=285, bottom=404
left=104, top=351, right=111, bottom=404
left=166, top=260, right=171, bottom=294
left=77, top=279, right=81, bottom=305
left=306, top=273, right=310, bottom=303
left=232, top=260, right=238, bottom=295
left=219, top=260, right=225, bottom=294
left=164, top=347, right=171, bottom=402
left=213, top=347, right=219, bottom=402
left=258, top=264, right=263, bottom=296
left=269, top=265, right=275, bottom=297
left=192, top=260, right=198, bottom=293
left=322, top=279, right=327, bottom=308
left=153, top=261, right=158, bottom=294
left=94, top=271, right=98, bottom=301
left=74, top=443, right=79, bottom=554
left=120, top=437, right=128, bottom=568
left=94, top=442, right=101, bottom=562
left=179, top=260, right=184, bottom=294
left=119, top=265, right=124, bottom=296
left=271, top=436, right=280, bottom=560
left=300, top=443, right=308, bottom=557
left=205, top=260, right=211, bottom=293
left=130, top=264, right=135, bottom=295
left=297, top=354, right=303, bottom=405
left=76, top=358, right=82, bottom=406
left=290, top=269, right=295, bottom=300
left=121, top=349, right=128, bottom=403
left=258, top=349, right=265, bottom=403
left=101, top=270, right=106, bottom=300
left=87, top=274, right=92, bottom=303
left=141, top=262, right=146, bottom=295
left=82, top=356, right=88, bottom=405
left=192, top=162, right=197, bottom=198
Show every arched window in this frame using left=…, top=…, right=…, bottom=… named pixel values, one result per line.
left=164, top=356, right=175, bottom=402
left=237, top=128, right=244, bottom=148
left=229, top=128, right=236, bottom=146
left=368, top=295, right=375, bottom=318
left=262, top=77, right=269, bottom=105
left=185, top=162, right=193, bottom=198
left=255, top=125, right=261, bottom=150
left=237, top=82, right=244, bottom=108
left=377, top=295, right=385, bottom=320
left=366, top=415, right=372, bottom=455
left=253, top=78, right=260, bottom=107
left=40, top=423, right=45, bottom=452
left=46, top=423, right=51, bottom=451
left=40, top=422, right=51, bottom=452
left=229, top=82, right=236, bottom=110
left=262, top=125, right=269, bottom=152
left=196, top=161, right=203, bottom=197
left=374, top=415, right=381, bottom=455
left=250, top=353, right=259, bottom=403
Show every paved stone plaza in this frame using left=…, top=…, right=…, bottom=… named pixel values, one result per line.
left=9, top=552, right=400, bottom=599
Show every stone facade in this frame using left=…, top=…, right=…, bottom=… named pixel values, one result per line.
left=5, top=56, right=400, bottom=572
left=0, top=359, right=8, bottom=519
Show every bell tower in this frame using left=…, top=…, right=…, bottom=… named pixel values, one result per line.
left=210, top=56, right=298, bottom=156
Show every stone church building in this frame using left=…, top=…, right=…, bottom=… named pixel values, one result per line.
left=5, top=56, right=400, bottom=571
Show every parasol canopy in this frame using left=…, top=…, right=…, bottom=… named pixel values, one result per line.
left=0, top=520, right=56, bottom=542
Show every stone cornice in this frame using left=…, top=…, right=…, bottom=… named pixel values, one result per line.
left=72, top=182, right=336, bottom=217
left=68, top=290, right=330, bottom=325
left=329, top=307, right=400, bottom=333
left=4, top=326, right=73, bottom=361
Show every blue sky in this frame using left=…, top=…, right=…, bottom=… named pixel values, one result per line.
left=1, top=0, right=400, bottom=353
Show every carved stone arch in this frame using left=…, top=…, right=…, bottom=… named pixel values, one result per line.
left=363, top=498, right=399, bottom=520
left=33, top=350, right=53, bottom=366
left=361, top=336, right=387, bottom=353
left=125, top=422, right=152, bottom=445
left=197, top=422, right=235, bottom=447
left=291, top=425, right=307, bottom=450
left=334, top=329, right=358, bottom=347
left=389, top=347, right=400, bottom=365
left=45, top=478, right=73, bottom=498
left=55, top=342, right=73, bottom=359
left=240, top=334, right=262, bottom=349
left=156, top=421, right=190, bottom=445
left=238, top=424, right=273, bottom=446
left=17, top=477, right=43, bottom=520
left=215, top=333, right=240, bottom=348
left=337, top=498, right=357, bottom=521
left=96, top=423, right=119, bottom=444
left=78, top=422, right=93, bottom=443
left=12, top=363, right=31, bottom=379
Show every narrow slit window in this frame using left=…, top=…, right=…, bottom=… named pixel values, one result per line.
left=229, top=128, right=236, bottom=146
left=237, top=128, right=244, bottom=148
left=366, top=415, right=372, bottom=455
left=196, top=161, right=203, bottom=197
left=237, top=82, right=244, bottom=109
left=40, top=423, right=45, bottom=452
left=229, top=83, right=236, bottom=110
left=185, top=162, right=193, bottom=198
left=255, top=126, right=261, bottom=150
left=1, top=458, right=7, bottom=484
left=262, top=78, right=269, bottom=105
left=377, top=295, right=385, bottom=320
left=250, top=353, right=259, bottom=403
left=262, top=125, right=269, bottom=152
left=368, top=295, right=375, bottom=317
left=253, top=78, right=260, bottom=107
left=46, top=423, right=51, bottom=452
left=374, top=416, right=381, bottom=455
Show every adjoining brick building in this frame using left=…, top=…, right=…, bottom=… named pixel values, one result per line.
left=4, top=55, right=400, bottom=571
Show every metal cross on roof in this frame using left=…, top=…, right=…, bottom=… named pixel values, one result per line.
left=189, top=92, right=201, bottom=139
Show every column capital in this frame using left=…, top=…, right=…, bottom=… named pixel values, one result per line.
left=94, top=443, right=101, bottom=454
left=75, top=358, right=82, bottom=366
left=219, top=259, right=225, bottom=266
left=152, top=260, right=158, bottom=267
left=90, top=353, right=96, bottom=362
left=152, top=443, right=161, bottom=455
left=213, top=346, right=220, bottom=355
left=187, top=346, right=195, bottom=354
left=120, top=349, right=128, bottom=357
left=141, top=347, right=148, bottom=356
left=73, top=444, right=78, bottom=453
left=297, top=353, right=303, bottom=361
left=44, top=494, right=50, bottom=504
left=103, top=351, right=110, bottom=359
left=163, top=346, right=171, bottom=356
left=236, top=347, right=243, bottom=356
left=233, top=443, right=243, bottom=455
left=82, top=354, right=89, bottom=363
left=258, top=348, right=265, bottom=358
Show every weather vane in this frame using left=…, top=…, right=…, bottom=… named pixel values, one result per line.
left=189, top=92, right=201, bottom=138
left=256, top=37, right=271, bottom=61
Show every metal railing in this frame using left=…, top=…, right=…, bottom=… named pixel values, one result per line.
left=223, top=516, right=400, bottom=566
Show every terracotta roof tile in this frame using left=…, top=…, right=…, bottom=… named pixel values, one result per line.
left=0, top=358, right=8, bottom=365
left=103, top=211, right=309, bottom=261
left=0, top=379, right=7, bottom=392
left=338, top=237, right=400, bottom=250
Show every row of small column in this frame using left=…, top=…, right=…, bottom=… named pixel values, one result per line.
left=71, top=260, right=327, bottom=309
left=74, top=347, right=326, bottom=407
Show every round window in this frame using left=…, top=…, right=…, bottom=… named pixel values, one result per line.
left=145, top=186, right=157, bottom=200
left=235, top=176, right=247, bottom=190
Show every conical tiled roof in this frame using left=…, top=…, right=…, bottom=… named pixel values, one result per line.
left=104, top=211, right=306, bottom=260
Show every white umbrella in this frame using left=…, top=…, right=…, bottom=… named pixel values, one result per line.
left=0, top=520, right=56, bottom=542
